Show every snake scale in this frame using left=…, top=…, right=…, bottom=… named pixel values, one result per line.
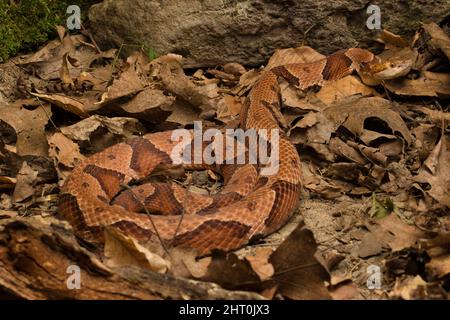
left=59, top=48, right=387, bottom=256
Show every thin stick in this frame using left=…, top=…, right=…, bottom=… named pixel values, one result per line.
left=169, top=176, right=191, bottom=248
left=120, top=184, right=171, bottom=258
left=36, top=97, right=58, bottom=131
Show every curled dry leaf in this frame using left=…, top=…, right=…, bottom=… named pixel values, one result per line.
left=376, top=29, right=410, bottom=49
left=150, top=54, right=217, bottom=114
left=97, top=53, right=149, bottom=105
left=31, top=92, right=89, bottom=118
left=60, top=115, right=144, bottom=142
left=104, top=227, right=171, bottom=273
left=59, top=52, right=74, bottom=85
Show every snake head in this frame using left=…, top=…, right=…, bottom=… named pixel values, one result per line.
left=364, top=48, right=418, bottom=80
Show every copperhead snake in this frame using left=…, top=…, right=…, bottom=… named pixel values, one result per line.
left=59, top=48, right=410, bottom=256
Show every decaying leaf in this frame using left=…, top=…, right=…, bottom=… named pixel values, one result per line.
left=368, top=194, right=399, bottom=219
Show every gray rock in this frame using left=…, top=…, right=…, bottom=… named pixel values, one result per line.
left=89, top=0, right=450, bottom=68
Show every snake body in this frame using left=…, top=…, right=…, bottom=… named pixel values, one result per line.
left=59, top=48, right=377, bottom=255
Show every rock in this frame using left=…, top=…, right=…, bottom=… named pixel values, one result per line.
left=88, top=0, right=450, bottom=68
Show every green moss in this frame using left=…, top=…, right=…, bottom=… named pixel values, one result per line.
left=0, top=0, right=99, bottom=62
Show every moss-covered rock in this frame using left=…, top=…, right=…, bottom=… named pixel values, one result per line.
left=0, top=0, right=98, bottom=62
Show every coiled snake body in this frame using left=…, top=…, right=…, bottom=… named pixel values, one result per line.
left=59, top=48, right=382, bottom=255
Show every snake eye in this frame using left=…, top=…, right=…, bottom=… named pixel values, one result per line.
left=390, top=63, right=395, bottom=67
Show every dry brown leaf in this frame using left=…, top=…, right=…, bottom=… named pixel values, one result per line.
left=12, top=162, right=38, bottom=203
left=370, top=213, right=425, bottom=252
left=389, top=275, right=436, bottom=300
left=422, top=23, right=450, bottom=60
left=0, top=176, right=16, bottom=190
left=425, top=247, right=450, bottom=280
left=301, top=162, right=349, bottom=198
left=376, top=29, right=410, bottom=49
left=357, top=232, right=385, bottom=258
left=266, top=46, right=325, bottom=70
left=416, top=106, right=450, bottom=125
left=329, top=281, right=359, bottom=300
left=216, top=94, right=242, bottom=124
left=414, top=136, right=450, bottom=207
left=60, top=115, right=144, bottom=142
left=223, top=62, right=246, bottom=76
left=384, top=71, right=450, bottom=97
left=269, top=223, right=331, bottom=299
left=168, top=247, right=211, bottom=279
left=97, top=54, right=148, bottom=105
left=328, top=137, right=367, bottom=165
left=334, top=98, right=412, bottom=145
left=150, top=54, right=217, bottom=114
left=0, top=100, right=51, bottom=156
left=104, top=227, right=170, bottom=273
left=48, top=133, right=85, bottom=168
left=163, top=100, right=202, bottom=126
left=315, top=75, right=377, bottom=105
left=245, top=247, right=275, bottom=281
left=118, top=88, right=175, bottom=122
left=60, top=52, right=74, bottom=85
left=31, top=92, right=89, bottom=118
left=201, top=250, right=267, bottom=292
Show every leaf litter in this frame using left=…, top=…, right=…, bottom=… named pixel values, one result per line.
left=0, top=24, right=449, bottom=300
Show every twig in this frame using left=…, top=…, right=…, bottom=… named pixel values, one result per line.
left=120, top=184, right=171, bottom=258
left=35, top=97, right=58, bottom=131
